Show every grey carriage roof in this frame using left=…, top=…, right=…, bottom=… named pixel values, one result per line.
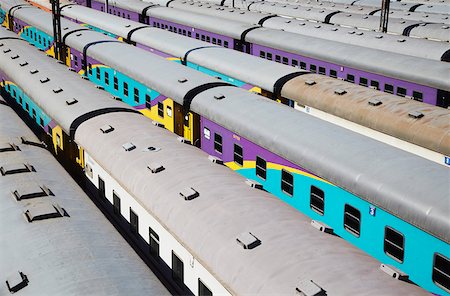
left=0, top=37, right=134, bottom=136
left=189, top=86, right=450, bottom=244
left=263, top=17, right=450, bottom=61
left=281, top=74, right=450, bottom=156
left=74, top=111, right=428, bottom=296
left=372, top=9, right=450, bottom=23
left=0, top=99, right=169, bottom=296
left=245, top=27, right=450, bottom=91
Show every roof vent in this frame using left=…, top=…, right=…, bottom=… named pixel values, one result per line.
left=363, top=15, right=368, bottom=19
left=315, top=25, right=321, bottom=28
left=179, top=187, right=199, bottom=201
left=245, top=179, right=263, bottom=190
left=208, top=155, right=223, bottom=165
left=143, top=146, right=161, bottom=152
left=122, top=142, right=136, bottom=151
left=65, top=98, right=78, bottom=105
left=76, top=33, right=82, bottom=37
left=305, top=80, right=316, bottom=86
left=125, top=24, right=131, bottom=28
left=100, top=125, right=114, bottom=134
left=311, top=220, right=333, bottom=234
left=442, top=25, right=449, bottom=29
left=0, top=143, right=19, bottom=153
left=408, top=111, right=424, bottom=119
left=236, top=232, right=261, bottom=249
left=6, top=271, right=29, bottom=293
left=285, top=20, right=292, bottom=23
left=20, top=61, right=28, bottom=67
left=3, top=48, right=11, bottom=53
left=177, top=136, right=191, bottom=144
left=295, top=280, right=325, bottom=296
left=397, top=38, right=406, bottom=42
left=380, top=264, right=409, bottom=281
left=24, top=202, right=67, bottom=222
left=20, top=137, right=46, bottom=148
left=30, top=69, right=39, bottom=74
left=368, top=98, right=382, bottom=106
left=348, top=30, right=355, bottom=34
left=0, top=43, right=3, bottom=47
left=40, top=77, right=50, bottom=83
left=147, top=163, right=165, bottom=174
left=356, top=32, right=363, bottom=35
left=331, top=27, right=338, bottom=31
left=299, top=22, right=306, bottom=26
left=214, top=94, right=225, bottom=100
left=13, top=184, right=52, bottom=200
left=334, top=89, right=347, bottom=95
left=0, top=163, right=34, bottom=176
left=178, top=78, right=188, bottom=83
left=53, top=87, right=63, bottom=93
left=152, top=121, right=165, bottom=128
left=375, top=35, right=383, bottom=39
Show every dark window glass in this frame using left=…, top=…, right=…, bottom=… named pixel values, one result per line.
left=124, top=82, right=129, bottom=97
left=113, top=191, right=121, bottom=215
left=413, top=91, right=423, bottom=102
left=359, top=77, right=368, bottom=86
left=158, top=102, right=164, bottom=117
left=370, top=80, right=379, bottom=90
left=344, top=204, right=361, bottom=237
left=310, top=64, right=317, bottom=73
left=319, top=66, right=326, bottom=75
left=397, top=87, right=407, bottom=97
left=39, top=117, right=44, bottom=127
left=105, top=72, right=109, bottom=85
left=199, top=279, right=213, bottom=296
left=98, top=176, right=105, bottom=200
left=292, top=59, right=298, bottom=67
left=384, top=227, right=405, bottom=262
left=260, top=51, right=266, bottom=58
left=275, top=55, right=281, bottom=62
left=214, top=133, right=222, bottom=154
left=256, top=156, right=266, bottom=180
left=300, top=62, right=306, bottom=70
left=134, top=88, right=139, bottom=103
left=234, top=144, right=243, bottom=166
left=433, top=253, right=450, bottom=293
left=310, top=186, right=324, bottom=215
left=25, top=102, right=29, bottom=111
left=347, top=74, right=355, bottom=83
left=172, top=252, right=184, bottom=286
left=281, top=169, right=293, bottom=196
left=96, top=68, right=100, bottom=80
left=195, top=33, right=199, bottom=39
left=282, top=57, right=289, bottom=65
left=384, top=84, right=394, bottom=94
left=330, top=69, right=337, bottom=78
left=130, top=208, right=139, bottom=235
left=188, top=31, right=191, bottom=37
left=114, top=76, right=118, bottom=90
left=149, top=227, right=160, bottom=257
left=145, top=94, right=151, bottom=109
left=266, top=52, right=272, bottom=60
left=224, top=41, right=229, bottom=48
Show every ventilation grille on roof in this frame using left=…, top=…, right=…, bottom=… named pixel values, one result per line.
left=24, top=202, right=68, bottom=222
left=295, top=280, right=325, bottom=296
left=0, top=163, right=34, bottom=176
left=13, top=184, right=52, bottom=200
left=6, top=271, right=29, bottom=293
left=100, top=125, right=114, bottom=134
left=179, top=187, right=199, bottom=201
left=122, top=142, right=136, bottom=151
left=236, top=232, right=261, bottom=249
left=368, top=98, right=382, bottom=106
left=147, top=163, right=165, bottom=174
left=0, top=143, right=19, bottom=153
left=21, top=136, right=46, bottom=148
left=408, top=111, right=424, bottom=119
left=66, top=98, right=78, bottom=105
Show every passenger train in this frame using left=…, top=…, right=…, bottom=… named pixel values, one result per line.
left=0, top=26, right=445, bottom=296
left=47, top=0, right=450, bottom=107
left=1, top=20, right=449, bottom=295
left=0, top=95, right=170, bottom=295
left=16, top=0, right=450, bottom=166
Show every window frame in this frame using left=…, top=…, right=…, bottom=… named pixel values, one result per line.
left=149, top=227, right=160, bottom=257
left=281, top=169, right=294, bottom=196
left=214, top=133, right=222, bottom=154
left=233, top=144, right=244, bottom=166
left=172, top=251, right=184, bottom=286
left=344, top=204, right=361, bottom=237
left=129, top=208, right=139, bottom=235
left=432, top=253, right=450, bottom=293
left=255, top=156, right=267, bottom=180
left=384, top=226, right=405, bottom=263
left=310, top=185, right=325, bottom=215
left=113, top=191, right=121, bottom=215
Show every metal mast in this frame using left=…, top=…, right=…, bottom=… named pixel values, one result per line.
left=51, top=0, right=63, bottom=62
left=379, top=0, right=390, bottom=33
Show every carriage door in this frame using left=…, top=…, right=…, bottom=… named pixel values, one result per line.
left=183, top=112, right=200, bottom=147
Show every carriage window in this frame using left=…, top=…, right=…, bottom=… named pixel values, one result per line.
left=158, top=102, right=164, bottom=118
left=292, top=59, right=298, bottom=67
left=346, top=74, right=355, bottom=83
left=123, top=82, right=128, bottom=97
left=234, top=144, right=243, bottom=166
left=134, top=88, right=139, bottom=103
left=370, top=80, right=379, bottom=90
left=275, top=55, right=281, bottom=63
left=433, top=253, right=450, bottom=293
left=96, top=69, right=101, bottom=80
left=260, top=51, right=266, bottom=58
left=172, top=252, right=184, bottom=286
left=224, top=41, right=229, bottom=48
left=359, top=77, right=368, bottom=86
left=300, top=62, right=306, bottom=70
left=105, top=72, right=109, bottom=85
left=319, top=67, right=326, bottom=75
left=214, top=133, right=222, bottom=154
left=130, top=208, right=139, bottom=235
left=330, top=69, right=337, bottom=78
left=114, top=76, right=118, bottom=90
left=397, top=87, right=407, bottom=97
left=113, top=191, right=121, bottom=215
left=212, top=37, right=216, bottom=44
left=282, top=57, right=289, bottom=65
left=145, top=94, right=151, bottom=109
left=344, top=204, right=361, bottom=237
left=267, top=52, right=272, bottom=60
left=310, top=64, right=317, bottom=73
left=188, top=31, right=191, bottom=37
left=384, top=84, right=394, bottom=94
left=281, top=169, right=293, bottom=196
left=199, top=279, right=213, bottom=296
left=196, top=33, right=199, bottom=39
left=256, top=156, right=266, bottom=180
left=384, top=227, right=405, bottom=263
left=413, top=91, right=423, bottom=102
left=201, top=35, right=206, bottom=41
left=310, top=186, right=324, bottom=215
left=149, top=227, right=160, bottom=257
